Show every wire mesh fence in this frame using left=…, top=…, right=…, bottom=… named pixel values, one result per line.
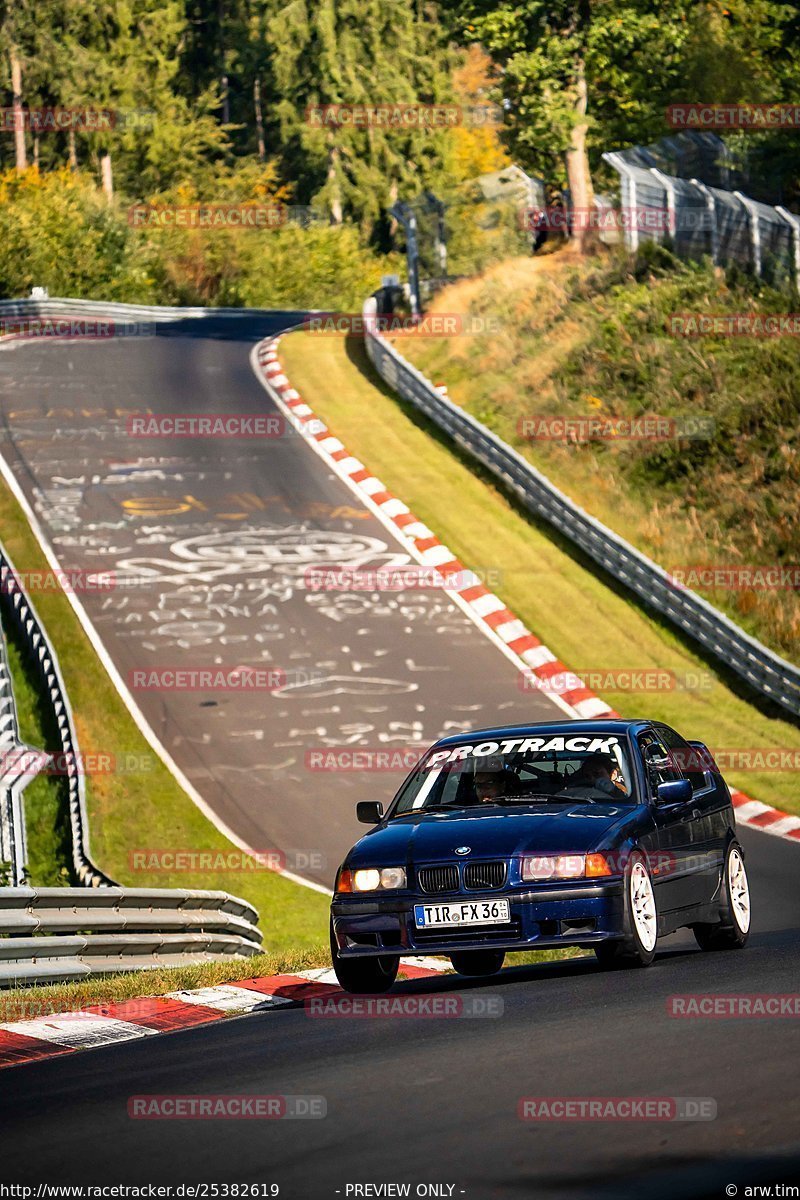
left=399, top=166, right=546, bottom=287
left=603, top=133, right=800, bottom=288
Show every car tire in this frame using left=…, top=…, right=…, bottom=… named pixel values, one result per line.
left=594, top=850, right=657, bottom=969
left=329, top=921, right=399, bottom=994
left=449, top=950, right=505, bottom=977
left=693, top=841, right=751, bottom=952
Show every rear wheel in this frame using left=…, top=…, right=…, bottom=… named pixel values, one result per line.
left=594, top=851, right=657, bottom=969
left=330, top=920, right=398, bottom=993
left=693, top=842, right=750, bottom=951
left=449, top=950, right=505, bottom=977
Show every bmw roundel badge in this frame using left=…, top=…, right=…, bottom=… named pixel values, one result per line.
left=454, top=846, right=471, bottom=856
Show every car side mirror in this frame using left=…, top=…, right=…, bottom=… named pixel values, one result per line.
left=356, top=801, right=384, bottom=824
left=656, top=779, right=692, bottom=806
left=643, top=742, right=670, bottom=768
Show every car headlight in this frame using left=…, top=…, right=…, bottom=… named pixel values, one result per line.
left=336, top=866, right=407, bottom=893
left=521, top=853, right=612, bottom=881
left=521, top=854, right=586, bottom=881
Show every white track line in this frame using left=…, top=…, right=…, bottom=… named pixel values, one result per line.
left=0, top=401, right=329, bottom=897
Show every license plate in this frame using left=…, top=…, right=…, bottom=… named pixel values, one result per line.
left=414, top=899, right=510, bottom=928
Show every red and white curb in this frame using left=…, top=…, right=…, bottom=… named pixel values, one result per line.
left=251, top=335, right=800, bottom=848
left=729, top=792, right=800, bottom=841
left=251, top=338, right=615, bottom=724
left=0, top=958, right=450, bottom=1071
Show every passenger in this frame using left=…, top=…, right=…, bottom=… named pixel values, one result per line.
left=570, top=753, right=627, bottom=797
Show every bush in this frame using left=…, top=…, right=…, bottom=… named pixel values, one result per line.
left=0, top=169, right=158, bottom=302
left=0, top=168, right=401, bottom=310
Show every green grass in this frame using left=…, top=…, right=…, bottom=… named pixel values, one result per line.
left=506, top=947, right=586, bottom=967
left=0, top=476, right=331, bottom=953
left=279, top=328, right=800, bottom=815
left=0, top=946, right=590, bottom=1023
left=400, top=246, right=800, bottom=664
left=1, top=614, right=74, bottom=886
left=0, top=946, right=331, bottom=1023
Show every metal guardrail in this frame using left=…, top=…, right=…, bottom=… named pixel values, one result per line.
left=362, top=296, right=800, bottom=721
left=0, top=553, right=51, bottom=886
left=0, top=887, right=261, bottom=986
left=0, top=307, right=265, bottom=978
left=0, top=296, right=308, bottom=323
left=0, top=551, right=113, bottom=888
left=0, top=630, right=27, bottom=881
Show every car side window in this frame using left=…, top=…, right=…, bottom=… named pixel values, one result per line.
left=638, top=731, right=682, bottom=798
left=656, top=725, right=711, bottom=793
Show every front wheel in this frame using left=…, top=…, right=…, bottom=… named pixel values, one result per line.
left=449, top=950, right=505, bottom=977
left=330, top=921, right=398, bottom=993
left=693, top=841, right=751, bottom=951
left=594, top=851, right=657, bottom=969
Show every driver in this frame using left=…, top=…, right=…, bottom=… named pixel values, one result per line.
left=571, top=753, right=627, bottom=797
left=473, top=766, right=519, bottom=804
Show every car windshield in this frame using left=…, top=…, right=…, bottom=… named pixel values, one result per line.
left=389, top=733, right=636, bottom=815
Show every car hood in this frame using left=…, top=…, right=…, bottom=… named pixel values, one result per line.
left=347, top=803, right=644, bottom=866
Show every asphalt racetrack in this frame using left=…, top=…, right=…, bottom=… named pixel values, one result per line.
left=0, top=824, right=798, bottom=1197
left=0, top=316, right=558, bottom=887
left=0, top=317, right=797, bottom=1198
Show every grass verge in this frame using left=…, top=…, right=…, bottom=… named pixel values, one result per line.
left=0, top=946, right=330, bottom=1022
left=279, top=329, right=800, bottom=815
left=0, top=946, right=589, bottom=1023
left=400, top=247, right=800, bottom=664
left=0, top=474, right=331, bottom=953
left=1, top=613, right=74, bottom=885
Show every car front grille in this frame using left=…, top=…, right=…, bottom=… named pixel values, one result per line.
left=464, top=860, right=506, bottom=890
left=418, top=864, right=460, bottom=894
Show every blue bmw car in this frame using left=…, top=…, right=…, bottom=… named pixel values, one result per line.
left=330, top=719, right=751, bottom=992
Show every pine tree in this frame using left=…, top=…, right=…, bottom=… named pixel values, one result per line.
left=268, top=0, right=454, bottom=232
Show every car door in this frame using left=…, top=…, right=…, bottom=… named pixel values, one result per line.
left=638, top=729, right=705, bottom=914
left=655, top=724, right=728, bottom=903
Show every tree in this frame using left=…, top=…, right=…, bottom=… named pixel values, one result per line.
left=53, top=0, right=229, bottom=196
left=449, top=0, right=697, bottom=248
left=678, top=0, right=800, bottom=207
left=267, top=0, right=454, bottom=233
left=0, top=0, right=69, bottom=172
left=444, top=44, right=510, bottom=181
